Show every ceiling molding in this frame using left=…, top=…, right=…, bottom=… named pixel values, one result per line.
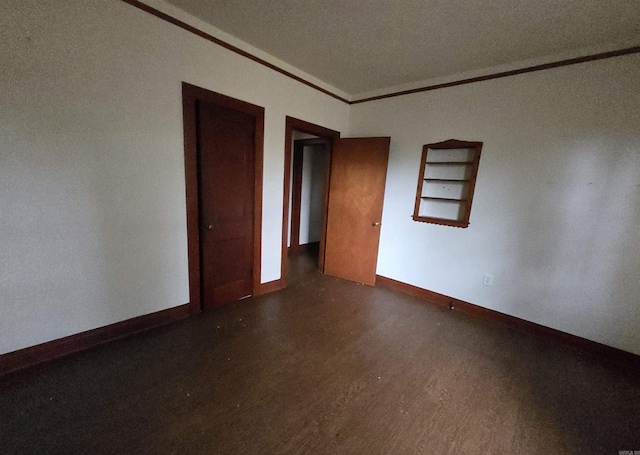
left=122, top=0, right=638, bottom=107
left=121, top=0, right=351, bottom=104
left=352, top=45, right=640, bottom=104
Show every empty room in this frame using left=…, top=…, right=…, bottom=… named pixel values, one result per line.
left=1, top=0, right=639, bottom=453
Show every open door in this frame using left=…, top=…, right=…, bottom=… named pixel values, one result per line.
left=324, top=137, right=390, bottom=286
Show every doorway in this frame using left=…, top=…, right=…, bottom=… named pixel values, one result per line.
left=182, top=83, right=264, bottom=312
left=282, top=118, right=390, bottom=288
left=289, top=136, right=329, bottom=253
left=281, top=117, right=340, bottom=287
left=287, top=135, right=329, bottom=282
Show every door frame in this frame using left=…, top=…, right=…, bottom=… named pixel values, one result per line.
left=281, top=116, right=340, bottom=287
left=182, top=82, right=264, bottom=314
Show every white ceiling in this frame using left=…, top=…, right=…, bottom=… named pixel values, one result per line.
left=164, top=0, right=640, bottom=96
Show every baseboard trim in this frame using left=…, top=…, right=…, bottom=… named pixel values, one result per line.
left=0, top=304, right=191, bottom=377
left=376, top=275, right=640, bottom=367
left=259, top=279, right=285, bottom=295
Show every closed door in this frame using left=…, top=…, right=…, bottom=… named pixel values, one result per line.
left=197, top=100, right=255, bottom=308
left=323, top=137, right=390, bottom=285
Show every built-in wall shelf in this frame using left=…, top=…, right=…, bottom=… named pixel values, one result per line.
left=413, top=139, right=483, bottom=228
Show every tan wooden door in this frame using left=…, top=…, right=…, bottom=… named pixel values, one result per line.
left=323, top=137, right=390, bottom=286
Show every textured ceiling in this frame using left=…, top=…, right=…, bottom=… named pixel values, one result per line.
left=164, top=0, right=640, bottom=95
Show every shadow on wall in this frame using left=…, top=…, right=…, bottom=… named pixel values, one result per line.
left=0, top=96, right=187, bottom=354
left=502, top=136, right=640, bottom=354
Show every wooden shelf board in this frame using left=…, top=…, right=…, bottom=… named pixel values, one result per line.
left=425, top=161, right=474, bottom=165
left=421, top=196, right=467, bottom=203
left=412, top=215, right=469, bottom=228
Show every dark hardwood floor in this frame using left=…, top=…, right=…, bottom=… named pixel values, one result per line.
left=1, top=252, right=639, bottom=454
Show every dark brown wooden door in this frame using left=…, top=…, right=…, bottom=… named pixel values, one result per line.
left=197, top=100, right=255, bottom=308
left=323, top=137, right=390, bottom=286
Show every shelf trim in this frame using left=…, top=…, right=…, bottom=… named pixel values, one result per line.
left=412, top=215, right=469, bottom=228
left=420, top=196, right=467, bottom=203
left=423, top=178, right=470, bottom=183
left=425, top=161, right=474, bottom=165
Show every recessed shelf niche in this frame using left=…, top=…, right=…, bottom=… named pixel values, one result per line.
left=412, top=139, right=483, bottom=228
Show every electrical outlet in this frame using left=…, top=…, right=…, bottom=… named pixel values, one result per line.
left=483, top=273, right=493, bottom=286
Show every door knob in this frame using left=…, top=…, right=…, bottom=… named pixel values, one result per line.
left=372, top=222, right=381, bottom=227
left=203, top=224, right=213, bottom=230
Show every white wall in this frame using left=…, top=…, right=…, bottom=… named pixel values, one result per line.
left=299, top=145, right=327, bottom=244
left=349, top=54, right=640, bottom=355
left=0, top=0, right=349, bottom=354
left=2, top=0, right=637, bottom=359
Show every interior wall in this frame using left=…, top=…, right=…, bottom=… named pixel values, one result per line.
left=349, top=54, right=640, bottom=355
left=299, top=144, right=327, bottom=244
left=0, top=0, right=349, bottom=354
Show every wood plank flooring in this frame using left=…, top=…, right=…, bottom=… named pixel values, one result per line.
left=1, top=252, right=639, bottom=454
